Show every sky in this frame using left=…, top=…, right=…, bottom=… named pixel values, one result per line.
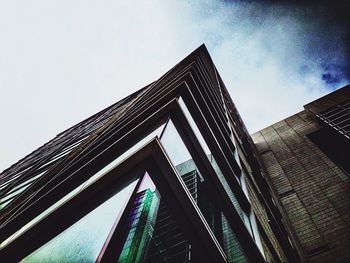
left=0, top=0, right=349, bottom=172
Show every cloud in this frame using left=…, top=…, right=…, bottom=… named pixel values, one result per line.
left=0, top=0, right=199, bottom=171
left=0, top=0, right=348, bottom=171
left=186, top=0, right=349, bottom=131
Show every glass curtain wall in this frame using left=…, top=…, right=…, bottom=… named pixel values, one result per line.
left=178, top=98, right=256, bottom=234
left=8, top=99, right=263, bottom=262
left=22, top=180, right=139, bottom=262
left=160, top=118, right=249, bottom=262
left=1, top=123, right=166, bottom=250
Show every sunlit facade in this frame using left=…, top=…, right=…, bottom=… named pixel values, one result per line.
left=0, top=45, right=300, bottom=262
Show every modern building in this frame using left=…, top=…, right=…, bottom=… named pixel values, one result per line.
left=1, top=44, right=346, bottom=263
left=252, top=86, right=350, bottom=262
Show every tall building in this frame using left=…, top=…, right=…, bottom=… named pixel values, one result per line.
left=252, top=86, right=350, bottom=262
left=2, top=44, right=345, bottom=262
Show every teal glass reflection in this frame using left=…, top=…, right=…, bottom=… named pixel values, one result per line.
left=118, top=189, right=160, bottom=263
left=118, top=173, right=160, bottom=263
left=22, top=180, right=138, bottom=263
left=221, top=213, right=250, bottom=263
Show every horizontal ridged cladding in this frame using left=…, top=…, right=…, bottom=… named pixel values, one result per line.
left=252, top=111, right=350, bottom=262
left=0, top=89, right=145, bottom=212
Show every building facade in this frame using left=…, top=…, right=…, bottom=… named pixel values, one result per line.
left=0, top=45, right=327, bottom=262
left=252, top=86, right=350, bottom=262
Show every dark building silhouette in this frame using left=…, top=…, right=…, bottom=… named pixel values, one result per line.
left=252, top=85, right=350, bottom=262
left=1, top=45, right=347, bottom=262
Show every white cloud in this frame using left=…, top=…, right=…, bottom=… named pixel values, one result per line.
left=192, top=0, right=348, bottom=131
left=0, top=0, right=348, bottom=171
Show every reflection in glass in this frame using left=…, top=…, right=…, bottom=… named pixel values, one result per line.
left=178, top=97, right=210, bottom=155
left=160, top=119, right=226, bottom=256
left=117, top=173, right=196, bottom=262
left=160, top=116, right=262, bottom=262
left=240, top=171, right=250, bottom=202
left=118, top=189, right=160, bottom=263
left=178, top=98, right=246, bottom=222
left=118, top=174, right=160, bottom=263
left=22, top=180, right=138, bottom=263
left=210, top=157, right=245, bottom=220
left=3, top=124, right=166, bottom=248
left=82, top=123, right=166, bottom=188
left=250, top=211, right=265, bottom=257
left=160, top=120, right=192, bottom=166
left=222, top=213, right=250, bottom=263
left=0, top=171, right=46, bottom=211
left=230, top=129, right=241, bottom=165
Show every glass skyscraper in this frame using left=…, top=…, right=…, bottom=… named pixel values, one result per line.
left=0, top=45, right=300, bottom=262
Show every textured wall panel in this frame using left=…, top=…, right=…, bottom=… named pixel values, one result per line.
left=252, top=111, right=350, bottom=262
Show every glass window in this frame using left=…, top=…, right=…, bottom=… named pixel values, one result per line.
left=160, top=117, right=263, bottom=261
left=82, top=123, right=166, bottom=188
left=21, top=180, right=138, bottom=262
left=0, top=171, right=46, bottom=211
left=178, top=98, right=246, bottom=221
left=118, top=174, right=160, bottom=263
left=160, top=119, right=226, bottom=255
left=178, top=97, right=211, bottom=155
left=2, top=124, right=166, bottom=248
left=240, top=171, right=250, bottom=202
left=230, top=128, right=241, bottom=165
left=249, top=212, right=265, bottom=258
left=116, top=173, right=198, bottom=262
left=221, top=213, right=250, bottom=263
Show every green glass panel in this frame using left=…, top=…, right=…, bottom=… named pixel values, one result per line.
left=221, top=213, right=249, bottom=263
left=118, top=188, right=160, bottom=263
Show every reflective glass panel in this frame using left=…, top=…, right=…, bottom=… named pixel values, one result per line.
left=178, top=98, right=246, bottom=222
left=160, top=119, right=226, bottom=255
left=118, top=174, right=160, bottom=263
left=2, top=124, right=166, bottom=248
left=178, top=97, right=210, bottom=155
left=221, top=213, right=250, bottom=263
left=117, top=173, right=199, bottom=262
left=21, top=180, right=138, bottom=262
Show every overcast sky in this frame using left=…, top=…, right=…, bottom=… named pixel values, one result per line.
left=0, top=0, right=349, bottom=172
